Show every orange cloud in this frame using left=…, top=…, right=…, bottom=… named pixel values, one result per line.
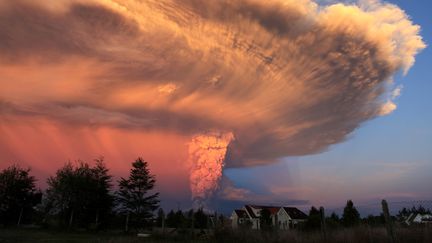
left=0, top=0, right=425, bottom=204
left=188, top=132, right=233, bottom=206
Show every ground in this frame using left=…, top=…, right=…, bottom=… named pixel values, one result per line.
left=0, top=226, right=431, bottom=243
left=0, top=228, right=159, bottom=243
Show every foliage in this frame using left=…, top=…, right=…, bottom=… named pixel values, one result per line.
left=342, top=200, right=360, bottom=227
left=0, top=165, right=41, bottom=226
left=45, top=159, right=114, bottom=229
left=116, top=158, right=159, bottom=230
left=90, top=158, right=115, bottom=228
left=156, top=208, right=165, bottom=227
left=397, top=205, right=432, bottom=221
left=259, top=208, right=272, bottom=231
left=305, top=206, right=321, bottom=230
left=165, top=209, right=187, bottom=228
left=363, top=214, right=385, bottom=227
left=165, top=210, right=176, bottom=227
left=163, top=208, right=211, bottom=229
left=326, top=212, right=341, bottom=229
left=194, top=208, right=208, bottom=229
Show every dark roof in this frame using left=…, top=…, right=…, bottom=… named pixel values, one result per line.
left=234, top=209, right=248, bottom=218
left=406, top=213, right=416, bottom=223
left=244, top=205, right=258, bottom=218
left=247, top=205, right=280, bottom=216
left=406, top=213, right=432, bottom=223
left=282, top=207, right=308, bottom=220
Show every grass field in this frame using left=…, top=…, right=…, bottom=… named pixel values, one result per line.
left=0, top=228, right=157, bottom=243
left=0, top=225, right=431, bottom=243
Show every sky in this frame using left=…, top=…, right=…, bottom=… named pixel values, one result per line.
left=0, top=0, right=430, bottom=215
left=225, top=0, right=432, bottom=215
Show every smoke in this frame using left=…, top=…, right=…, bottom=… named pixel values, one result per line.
left=0, top=0, right=426, bottom=203
left=188, top=132, right=234, bottom=207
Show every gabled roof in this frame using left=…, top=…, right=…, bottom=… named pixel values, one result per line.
left=246, top=205, right=281, bottom=216
left=239, top=205, right=307, bottom=220
left=405, top=213, right=416, bottom=224
left=406, top=213, right=432, bottom=225
left=259, top=206, right=280, bottom=215
left=234, top=209, right=248, bottom=218
left=281, top=207, right=308, bottom=220
left=244, top=205, right=258, bottom=218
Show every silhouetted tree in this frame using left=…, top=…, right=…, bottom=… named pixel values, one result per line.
left=397, top=207, right=409, bottom=221
left=116, top=158, right=159, bottom=231
left=186, top=209, right=194, bottom=228
left=364, top=214, right=385, bottom=226
left=156, top=208, right=165, bottom=227
left=46, top=162, right=88, bottom=228
left=417, top=206, right=425, bottom=214
left=397, top=205, right=431, bottom=221
left=325, top=212, right=341, bottom=229
left=166, top=210, right=176, bottom=227
left=413, top=205, right=431, bottom=214
left=342, top=200, right=360, bottom=227
left=259, top=208, right=272, bottom=231
left=305, top=206, right=321, bottom=230
left=218, top=214, right=225, bottom=226
left=175, top=210, right=186, bottom=228
left=330, top=212, right=340, bottom=222
left=194, top=208, right=208, bottom=229
left=89, top=158, right=114, bottom=228
left=45, top=160, right=114, bottom=229
left=0, top=165, right=40, bottom=226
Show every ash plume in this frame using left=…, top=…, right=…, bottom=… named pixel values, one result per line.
left=188, top=132, right=234, bottom=208
left=0, top=0, right=426, bottom=204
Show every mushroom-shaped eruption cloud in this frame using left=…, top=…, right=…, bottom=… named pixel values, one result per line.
left=0, top=0, right=425, bottom=204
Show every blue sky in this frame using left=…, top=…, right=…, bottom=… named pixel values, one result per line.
left=224, top=0, right=432, bottom=215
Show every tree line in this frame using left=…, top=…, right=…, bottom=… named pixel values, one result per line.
left=155, top=207, right=226, bottom=230
left=0, top=157, right=159, bottom=231
left=2, top=159, right=430, bottom=233
left=258, top=199, right=431, bottom=232
left=304, top=200, right=431, bottom=231
left=256, top=200, right=363, bottom=231
left=302, top=200, right=361, bottom=231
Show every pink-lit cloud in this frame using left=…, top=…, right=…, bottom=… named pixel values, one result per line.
left=0, top=0, right=425, bottom=204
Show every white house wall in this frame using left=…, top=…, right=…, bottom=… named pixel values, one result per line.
left=231, top=212, right=239, bottom=229
left=277, top=208, right=292, bottom=230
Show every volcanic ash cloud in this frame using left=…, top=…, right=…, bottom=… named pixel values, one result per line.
left=0, top=0, right=426, bottom=199
left=188, top=132, right=234, bottom=207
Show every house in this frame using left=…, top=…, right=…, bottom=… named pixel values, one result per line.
left=244, top=205, right=280, bottom=229
left=231, top=209, right=249, bottom=229
left=405, top=213, right=432, bottom=225
left=231, top=205, right=307, bottom=230
left=277, top=207, right=308, bottom=229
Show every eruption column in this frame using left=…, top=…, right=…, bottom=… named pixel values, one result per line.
left=188, top=132, right=234, bottom=208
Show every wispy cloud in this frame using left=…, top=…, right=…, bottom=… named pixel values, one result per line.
left=0, top=0, right=425, bottom=172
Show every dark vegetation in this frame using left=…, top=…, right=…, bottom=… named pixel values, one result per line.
left=0, top=223, right=431, bottom=243
left=1, top=159, right=431, bottom=242
left=1, top=157, right=159, bottom=231
left=117, top=158, right=160, bottom=231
